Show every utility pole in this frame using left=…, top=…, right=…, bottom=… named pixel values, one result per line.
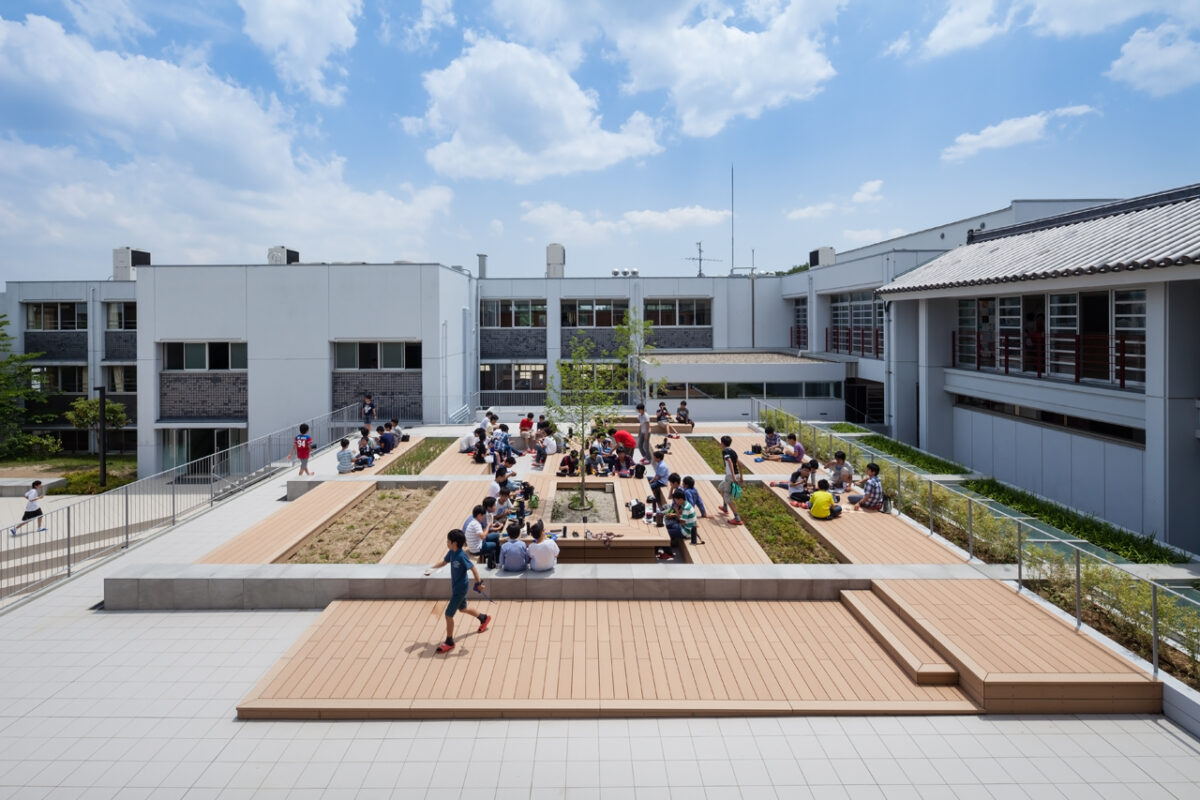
left=683, top=241, right=722, bottom=278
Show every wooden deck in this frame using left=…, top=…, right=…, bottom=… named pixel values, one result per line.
left=767, top=485, right=961, bottom=565
left=419, top=439, right=492, bottom=476
left=237, top=598, right=978, bottom=719
left=198, top=481, right=378, bottom=564
left=681, top=479, right=772, bottom=565
left=727, top=434, right=802, bottom=476
left=874, top=579, right=1162, bottom=713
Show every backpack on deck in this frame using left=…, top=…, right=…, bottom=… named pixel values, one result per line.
left=629, top=500, right=645, bottom=520
left=633, top=464, right=646, bottom=480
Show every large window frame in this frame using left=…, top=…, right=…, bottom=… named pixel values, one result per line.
left=479, top=299, right=548, bottom=328
left=479, top=362, right=547, bottom=392
left=106, top=302, right=137, bottom=330
left=643, top=298, right=712, bottom=327
left=106, top=365, right=137, bottom=393
left=560, top=298, right=630, bottom=327
left=162, top=342, right=248, bottom=371
left=31, top=366, right=89, bottom=394
left=26, top=302, right=88, bottom=331
left=333, top=341, right=422, bottom=371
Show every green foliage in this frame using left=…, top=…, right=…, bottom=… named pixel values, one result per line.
left=772, top=263, right=809, bottom=276
left=0, top=431, right=62, bottom=460
left=613, top=308, right=664, bottom=405
left=689, top=436, right=726, bottom=473
left=382, top=437, right=455, bottom=475
left=734, top=482, right=839, bottom=564
left=0, top=314, right=52, bottom=455
left=857, top=435, right=966, bottom=474
left=829, top=422, right=868, bottom=434
left=964, top=477, right=1187, bottom=564
left=546, top=333, right=622, bottom=508
left=48, top=469, right=137, bottom=495
left=63, top=396, right=129, bottom=441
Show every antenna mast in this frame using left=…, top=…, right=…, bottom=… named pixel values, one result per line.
left=683, top=241, right=721, bottom=277
left=730, top=164, right=735, bottom=276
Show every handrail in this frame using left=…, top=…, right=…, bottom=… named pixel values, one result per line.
left=0, top=403, right=360, bottom=610
left=751, top=397, right=1200, bottom=681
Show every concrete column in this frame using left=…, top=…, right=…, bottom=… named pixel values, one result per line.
left=888, top=298, right=919, bottom=444
left=917, top=297, right=956, bottom=458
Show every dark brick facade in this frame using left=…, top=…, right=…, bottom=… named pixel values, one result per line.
left=110, top=393, right=137, bottom=423
left=159, top=373, right=248, bottom=419
left=25, top=331, right=87, bottom=361
left=648, top=326, right=713, bottom=349
left=561, top=327, right=619, bottom=355
left=480, top=328, right=547, bottom=359
left=333, top=371, right=423, bottom=421
left=104, top=330, right=137, bottom=360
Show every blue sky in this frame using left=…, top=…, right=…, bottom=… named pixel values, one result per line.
left=1, top=1, right=1198, bottom=281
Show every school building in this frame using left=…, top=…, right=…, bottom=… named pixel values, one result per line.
left=2, top=185, right=1198, bottom=550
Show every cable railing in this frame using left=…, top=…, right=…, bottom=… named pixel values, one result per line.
left=750, top=397, right=1200, bottom=685
left=825, top=326, right=884, bottom=359
left=0, top=403, right=361, bottom=610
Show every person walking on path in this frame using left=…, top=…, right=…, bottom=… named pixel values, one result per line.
left=424, top=530, right=492, bottom=654
left=361, top=393, right=377, bottom=429
left=636, top=403, right=652, bottom=464
left=288, top=423, right=314, bottom=476
left=10, top=480, right=46, bottom=536
left=718, top=435, right=745, bottom=526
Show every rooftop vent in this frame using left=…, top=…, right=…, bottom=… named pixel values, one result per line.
left=477, top=253, right=488, bottom=279
left=546, top=243, right=565, bottom=278
left=268, top=246, right=300, bottom=265
left=112, top=247, right=149, bottom=281
left=630, top=268, right=639, bottom=277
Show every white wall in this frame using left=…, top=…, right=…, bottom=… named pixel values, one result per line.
left=952, top=407, right=1145, bottom=534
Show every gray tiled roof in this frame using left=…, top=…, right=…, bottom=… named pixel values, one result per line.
left=878, top=185, right=1200, bottom=295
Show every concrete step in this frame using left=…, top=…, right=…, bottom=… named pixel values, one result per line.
left=840, top=589, right=959, bottom=686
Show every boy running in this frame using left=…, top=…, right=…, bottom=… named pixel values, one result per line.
left=288, top=423, right=314, bottom=476
left=424, top=530, right=493, bottom=653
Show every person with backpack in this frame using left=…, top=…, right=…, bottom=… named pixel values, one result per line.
left=718, top=435, right=745, bottom=526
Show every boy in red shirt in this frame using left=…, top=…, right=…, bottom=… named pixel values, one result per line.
left=289, top=423, right=313, bottom=476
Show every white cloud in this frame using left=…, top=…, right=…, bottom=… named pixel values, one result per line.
left=489, top=218, right=504, bottom=236
left=405, top=37, right=662, bottom=182
left=882, top=31, right=912, bottom=57
left=852, top=179, right=883, bottom=203
left=941, top=104, right=1096, bottom=161
left=520, top=201, right=728, bottom=243
left=615, top=1, right=841, bottom=137
left=1018, top=1, right=1199, bottom=37
left=1107, top=23, right=1200, bottom=96
left=62, top=0, right=152, bottom=41
left=237, top=0, right=362, bottom=105
left=923, top=0, right=1011, bottom=58
left=404, top=0, right=455, bottom=50
left=0, top=15, right=452, bottom=271
left=786, top=202, right=836, bottom=220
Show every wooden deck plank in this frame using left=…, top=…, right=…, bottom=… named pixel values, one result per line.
left=239, top=598, right=979, bottom=719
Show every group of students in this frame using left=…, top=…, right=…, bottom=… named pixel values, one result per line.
left=461, top=412, right=566, bottom=470
left=766, top=442, right=886, bottom=520
left=330, top=419, right=405, bottom=474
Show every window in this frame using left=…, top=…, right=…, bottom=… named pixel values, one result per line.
left=31, top=366, right=88, bottom=393
left=26, top=302, right=87, bottom=331
left=480, top=299, right=547, bottom=328
left=479, top=363, right=546, bottom=391
left=162, top=342, right=248, bottom=370
left=804, top=382, right=842, bottom=399
left=644, top=298, right=711, bottom=326
left=107, top=366, right=137, bottom=393
left=765, top=382, right=803, bottom=398
left=686, top=383, right=725, bottom=399
left=1113, top=289, right=1146, bottom=384
left=561, top=298, right=629, bottom=327
left=954, top=394, right=1144, bottom=446
left=334, top=342, right=421, bottom=370
left=106, top=302, right=137, bottom=330
left=1047, top=293, right=1078, bottom=377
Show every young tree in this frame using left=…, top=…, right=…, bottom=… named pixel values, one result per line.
left=0, top=314, right=60, bottom=458
left=613, top=308, right=665, bottom=406
left=545, top=332, right=622, bottom=510
left=64, top=397, right=129, bottom=452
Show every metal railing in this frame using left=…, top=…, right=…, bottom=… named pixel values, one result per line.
left=751, top=397, right=1200, bottom=682
left=790, top=325, right=809, bottom=350
left=0, top=403, right=361, bottom=609
left=825, top=326, right=884, bottom=359
left=952, top=331, right=1146, bottom=389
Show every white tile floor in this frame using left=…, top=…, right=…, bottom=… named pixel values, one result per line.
left=0, top=444, right=1198, bottom=798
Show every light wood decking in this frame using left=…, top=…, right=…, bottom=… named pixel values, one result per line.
left=420, top=439, right=493, bottom=476
left=874, top=579, right=1162, bottom=713
left=237, top=598, right=978, bottom=719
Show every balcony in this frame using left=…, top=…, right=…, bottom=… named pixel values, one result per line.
left=825, top=327, right=884, bottom=360
left=951, top=331, right=1145, bottom=392
left=789, top=325, right=809, bottom=350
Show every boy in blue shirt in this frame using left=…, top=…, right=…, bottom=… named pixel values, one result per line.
left=681, top=475, right=709, bottom=518
left=424, top=530, right=493, bottom=654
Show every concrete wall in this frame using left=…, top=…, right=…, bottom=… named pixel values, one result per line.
left=951, top=406, right=1145, bottom=535
left=480, top=328, right=546, bottom=359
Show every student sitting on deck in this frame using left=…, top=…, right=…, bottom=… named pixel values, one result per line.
left=584, top=447, right=608, bottom=476
left=664, top=488, right=701, bottom=548
left=762, top=425, right=784, bottom=456
left=809, top=479, right=842, bottom=520
left=612, top=447, right=634, bottom=477
left=528, top=523, right=559, bottom=571
left=557, top=450, right=579, bottom=477
left=499, top=523, right=529, bottom=572
left=675, top=400, right=691, bottom=424
left=681, top=475, right=708, bottom=518
left=771, top=469, right=810, bottom=504
left=824, top=451, right=854, bottom=491
left=849, top=462, right=885, bottom=512
left=655, top=402, right=681, bottom=438
left=765, top=432, right=805, bottom=463
left=465, top=504, right=501, bottom=564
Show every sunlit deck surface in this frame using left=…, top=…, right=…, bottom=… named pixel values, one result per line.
left=233, top=419, right=1162, bottom=721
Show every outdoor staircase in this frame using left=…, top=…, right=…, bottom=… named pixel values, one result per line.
left=840, top=589, right=959, bottom=686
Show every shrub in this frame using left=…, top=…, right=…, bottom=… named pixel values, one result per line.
left=857, top=435, right=966, bottom=474
left=48, top=469, right=136, bottom=495
left=382, top=437, right=455, bottom=475
left=964, top=477, right=1187, bottom=565
left=829, top=422, right=867, bottom=433
left=732, top=482, right=838, bottom=564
